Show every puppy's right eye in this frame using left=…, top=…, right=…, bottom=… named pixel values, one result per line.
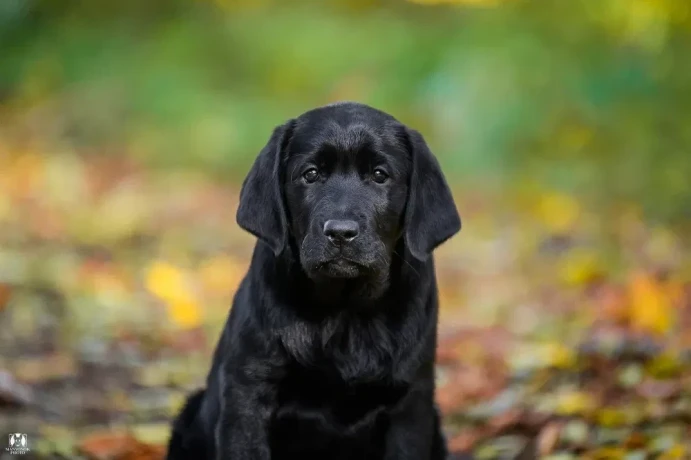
left=303, top=168, right=319, bottom=183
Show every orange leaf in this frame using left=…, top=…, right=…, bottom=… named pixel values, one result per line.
left=78, top=432, right=137, bottom=460
left=0, top=282, right=13, bottom=311
left=628, top=272, right=675, bottom=336
left=448, top=429, right=482, bottom=453
left=593, top=284, right=628, bottom=325
left=78, top=430, right=165, bottom=460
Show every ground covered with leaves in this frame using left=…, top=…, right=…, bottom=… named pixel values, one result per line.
left=0, top=150, right=690, bottom=459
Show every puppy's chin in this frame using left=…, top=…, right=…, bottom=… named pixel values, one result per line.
left=300, top=254, right=393, bottom=300
left=312, top=259, right=363, bottom=279
left=301, top=253, right=388, bottom=281
left=299, top=238, right=393, bottom=282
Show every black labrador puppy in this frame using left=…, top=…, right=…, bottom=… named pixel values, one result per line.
left=166, top=102, right=462, bottom=460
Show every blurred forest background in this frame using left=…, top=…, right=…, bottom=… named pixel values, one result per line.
left=1, top=0, right=691, bottom=458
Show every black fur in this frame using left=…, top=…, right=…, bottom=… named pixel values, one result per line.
left=166, top=102, right=462, bottom=460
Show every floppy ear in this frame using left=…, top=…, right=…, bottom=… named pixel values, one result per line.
left=403, top=128, right=462, bottom=261
left=236, top=120, right=295, bottom=256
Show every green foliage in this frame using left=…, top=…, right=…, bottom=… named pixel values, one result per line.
left=1, top=0, right=690, bottom=225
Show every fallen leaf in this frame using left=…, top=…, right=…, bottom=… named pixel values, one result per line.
left=145, top=261, right=194, bottom=304
left=554, top=390, right=595, bottom=417
left=145, top=261, right=203, bottom=329
left=658, top=444, right=687, bottom=460
left=167, top=298, right=203, bottom=329
left=0, top=282, right=13, bottom=311
left=448, top=429, right=482, bottom=453
left=122, top=443, right=165, bottom=460
left=164, top=326, right=208, bottom=353
left=537, top=421, right=562, bottom=456
left=595, top=407, right=628, bottom=427
left=624, top=432, right=648, bottom=449
left=536, top=192, right=581, bottom=235
left=436, top=344, right=461, bottom=366
left=131, top=423, right=171, bottom=446
left=78, top=430, right=166, bottom=460
left=436, top=376, right=468, bottom=414
left=628, top=272, right=675, bottom=336
left=645, top=353, right=683, bottom=379
left=586, top=446, right=627, bottom=460
left=436, top=327, right=514, bottom=365
left=559, top=248, right=602, bottom=287
left=487, top=409, right=522, bottom=431
left=593, top=284, right=628, bottom=325
left=78, top=432, right=137, bottom=460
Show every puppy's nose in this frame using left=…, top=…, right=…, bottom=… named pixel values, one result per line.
left=323, top=219, right=359, bottom=245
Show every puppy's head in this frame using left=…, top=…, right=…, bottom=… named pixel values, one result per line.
left=237, top=102, right=461, bottom=284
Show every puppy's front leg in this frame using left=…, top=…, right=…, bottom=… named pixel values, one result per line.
left=384, top=390, right=447, bottom=460
left=215, top=364, right=277, bottom=460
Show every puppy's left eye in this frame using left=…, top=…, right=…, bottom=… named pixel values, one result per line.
left=303, top=168, right=319, bottom=184
left=372, top=168, right=389, bottom=184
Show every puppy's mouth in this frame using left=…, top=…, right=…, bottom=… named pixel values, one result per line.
left=314, top=258, right=368, bottom=279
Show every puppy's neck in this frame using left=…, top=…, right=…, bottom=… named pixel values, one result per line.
left=311, top=274, right=391, bottom=308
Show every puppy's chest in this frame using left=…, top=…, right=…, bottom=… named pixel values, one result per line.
left=274, top=364, right=408, bottom=431
left=281, top=314, right=406, bottom=381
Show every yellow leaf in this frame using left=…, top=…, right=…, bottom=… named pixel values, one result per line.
left=167, top=298, right=203, bottom=329
left=535, top=192, right=581, bottom=234
left=537, top=342, right=577, bottom=369
left=588, top=447, right=626, bottom=460
left=145, top=261, right=193, bottom=303
left=559, top=249, right=602, bottom=286
left=628, top=272, right=674, bottom=336
left=595, top=407, right=628, bottom=427
left=554, top=390, right=595, bottom=416
left=659, top=444, right=687, bottom=460
left=645, top=353, right=682, bottom=379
